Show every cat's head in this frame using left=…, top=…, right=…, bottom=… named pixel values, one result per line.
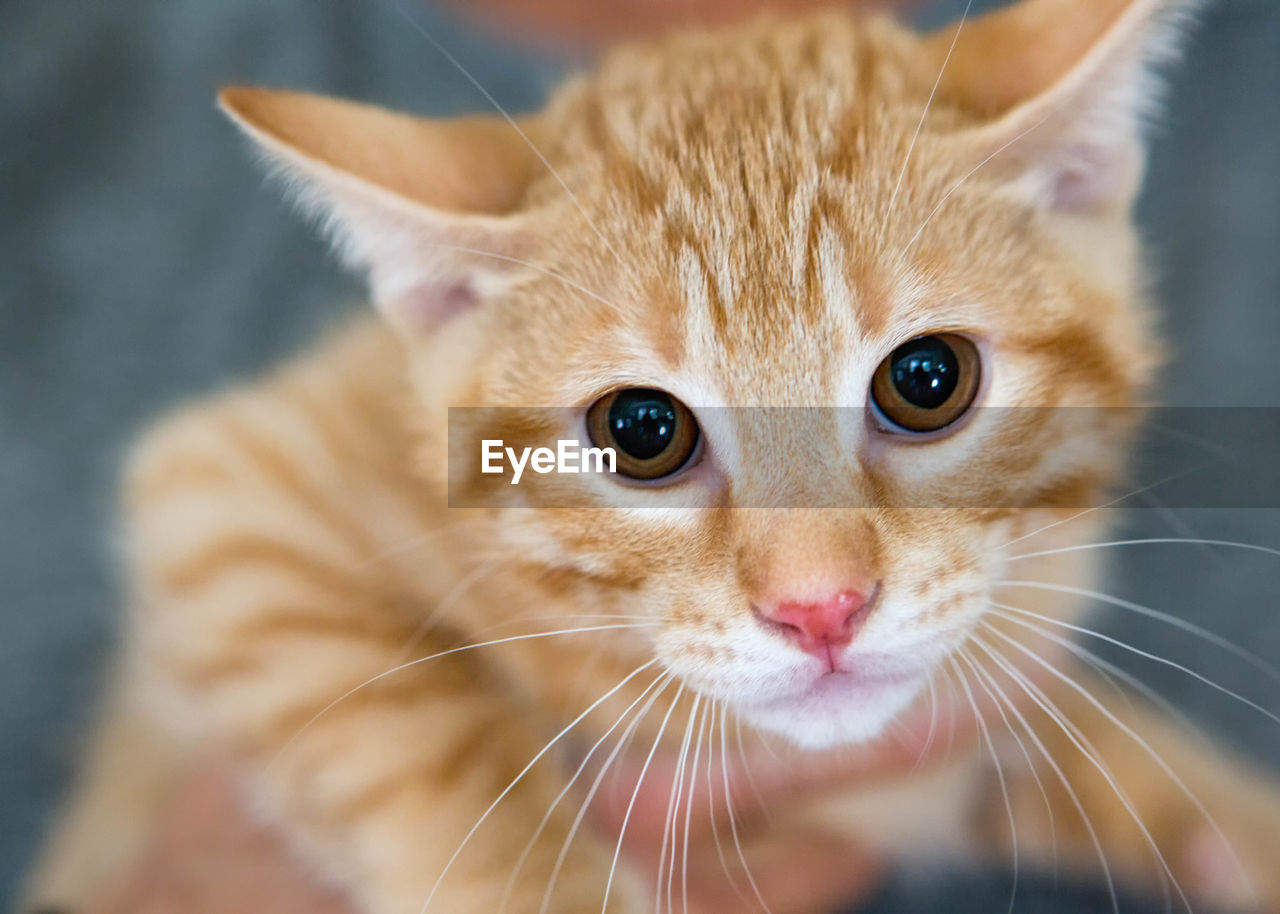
left=222, top=0, right=1194, bottom=747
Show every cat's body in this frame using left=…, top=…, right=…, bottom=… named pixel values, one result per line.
left=26, top=1, right=1280, bottom=912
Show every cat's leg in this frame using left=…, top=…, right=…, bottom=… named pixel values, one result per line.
left=64, top=401, right=649, bottom=914
left=971, top=662, right=1280, bottom=911
left=131, top=605, right=649, bottom=914
left=22, top=660, right=192, bottom=913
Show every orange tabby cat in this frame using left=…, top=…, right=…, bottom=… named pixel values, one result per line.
left=26, top=0, right=1280, bottom=912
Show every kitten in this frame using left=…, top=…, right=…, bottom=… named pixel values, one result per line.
left=26, top=0, right=1280, bottom=912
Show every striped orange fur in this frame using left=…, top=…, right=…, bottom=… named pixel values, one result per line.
left=26, top=2, right=1280, bottom=913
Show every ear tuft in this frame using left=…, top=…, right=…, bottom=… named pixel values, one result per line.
left=218, top=87, right=540, bottom=331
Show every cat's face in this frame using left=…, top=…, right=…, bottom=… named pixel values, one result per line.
left=222, top=0, right=1187, bottom=747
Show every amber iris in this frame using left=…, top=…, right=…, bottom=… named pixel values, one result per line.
left=586, top=388, right=700, bottom=480
left=871, top=334, right=981, bottom=433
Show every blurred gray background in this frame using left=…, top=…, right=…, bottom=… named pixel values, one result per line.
left=1, top=0, right=1277, bottom=911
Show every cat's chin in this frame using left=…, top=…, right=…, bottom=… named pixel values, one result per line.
left=739, top=671, right=925, bottom=749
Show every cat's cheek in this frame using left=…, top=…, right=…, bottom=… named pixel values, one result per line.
left=652, top=628, right=791, bottom=700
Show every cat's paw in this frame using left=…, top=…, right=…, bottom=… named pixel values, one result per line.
left=976, top=727, right=1280, bottom=914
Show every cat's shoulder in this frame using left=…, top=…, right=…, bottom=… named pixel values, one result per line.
left=121, top=316, right=416, bottom=516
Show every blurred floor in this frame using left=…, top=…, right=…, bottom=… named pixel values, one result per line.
left=1, top=0, right=1278, bottom=910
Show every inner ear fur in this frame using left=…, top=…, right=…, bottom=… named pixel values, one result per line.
left=218, top=87, right=547, bottom=330
left=924, top=0, right=1142, bottom=118
left=921, top=0, right=1199, bottom=213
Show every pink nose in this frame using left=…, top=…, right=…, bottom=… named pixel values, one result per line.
left=754, top=586, right=879, bottom=659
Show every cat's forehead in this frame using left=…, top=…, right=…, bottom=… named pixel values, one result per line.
left=537, top=15, right=986, bottom=402
left=649, top=193, right=906, bottom=404
left=603, top=158, right=972, bottom=406
left=576, top=12, right=930, bottom=152
left=545, top=10, right=950, bottom=230
left=518, top=9, right=1143, bottom=411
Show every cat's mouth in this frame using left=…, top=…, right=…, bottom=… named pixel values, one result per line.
left=730, top=644, right=943, bottom=709
left=773, top=663, right=923, bottom=706
left=732, top=653, right=936, bottom=747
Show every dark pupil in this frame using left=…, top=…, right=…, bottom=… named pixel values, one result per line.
left=889, top=336, right=960, bottom=409
left=608, top=389, right=678, bottom=460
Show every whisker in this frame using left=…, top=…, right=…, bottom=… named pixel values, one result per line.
left=957, top=647, right=1057, bottom=869
left=733, top=711, right=771, bottom=825
left=606, top=679, right=662, bottom=809
left=466, top=614, right=661, bottom=643
left=541, top=674, right=675, bottom=914
left=989, top=604, right=1195, bottom=733
left=882, top=0, right=974, bottom=238
left=658, top=694, right=701, bottom=913
left=351, top=514, right=490, bottom=572
left=753, top=721, right=787, bottom=769
left=1007, top=537, right=1280, bottom=564
left=1145, top=420, right=1235, bottom=462
left=719, top=702, right=773, bottom=913
left=979, top=626, right=1204, bottom=912
left=994, top=468, right=1205, bottom=554
left=999, top=578, right=1280, bottom=683
left=682, top=701, right=711, bottom=914
left=706, top=702, right=748, bottom=906
left=941, top=661, right=962, bottom=758
left=425, top=241, right=627, bottom=316
left=989, top=602, right=1280, bottom=728
left=388, top=0, right=628, bottom=269
left=499, top=669, right=669, bottom=914
left=985, top=619, right=1259, bottom=902
left=963, top=639, right=1119, bottom=914
left=601, top=685, right=686, bottom=913
left=950, top=655, right=1020, bottom=914
left=985, top=641, right=1174, bottom=908
left=911, top=671, right=943, bottom=773
left=904, top=108, right=1057, bottom=253
left=420, top=659, right=660, bottom=913
left=1135, top=493, right=1231, bottom=572
left=394, top=555, right=508, bottom=662
left=273, top=623, right=657, bottom=769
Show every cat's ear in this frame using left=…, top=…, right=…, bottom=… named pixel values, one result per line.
left=218, top=87, right=540, bottom=330
left=926, top=0, right=1200, bottom=215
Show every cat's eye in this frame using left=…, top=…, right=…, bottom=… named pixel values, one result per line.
left=586, top=388, right=700, bottom=481
left=871, top=333, right=981, bottom=434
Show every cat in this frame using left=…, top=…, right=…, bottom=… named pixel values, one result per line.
left=25, top=0, right=1280, bottom=911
